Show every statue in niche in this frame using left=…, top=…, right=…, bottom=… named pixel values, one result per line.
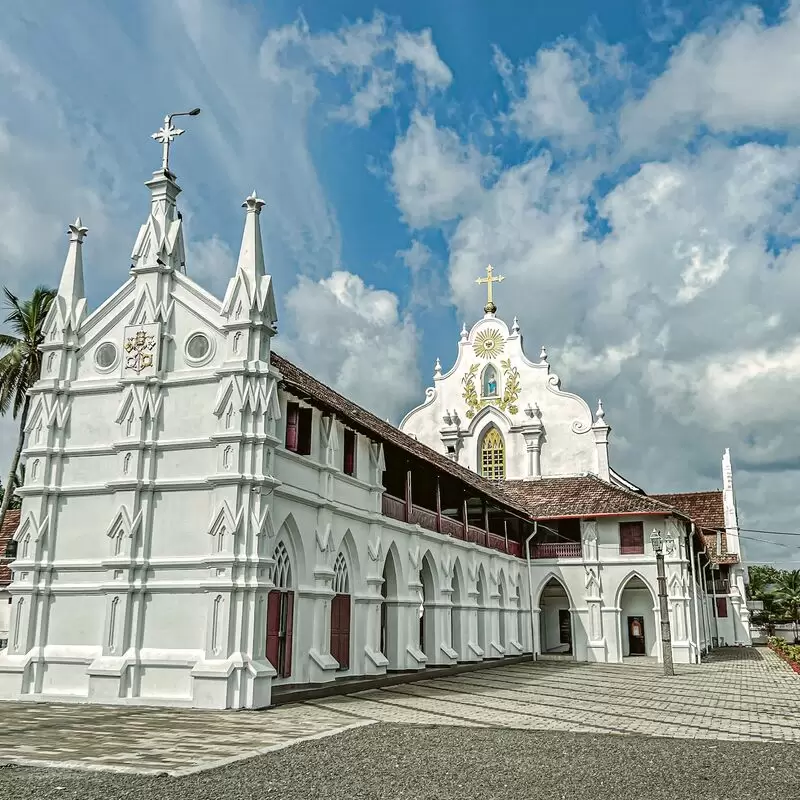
left=483, top=364, right=498, bottom=397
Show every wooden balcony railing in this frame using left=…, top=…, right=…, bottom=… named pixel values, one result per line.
left=380, top=493, right=522, bottom=558
left=530, top=542, right=582, bottom=559
left=440, top=515, right=464, bottom=539
left=381, top=493, right=406, bottom=522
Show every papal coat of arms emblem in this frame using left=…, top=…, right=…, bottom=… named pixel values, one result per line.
left=122, top=323, right=160, bottom=377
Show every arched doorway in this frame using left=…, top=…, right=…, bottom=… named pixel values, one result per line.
left=619, top=575, right=656, bottom=658
left=330, top=552, right=351, bottom=670
left=380, top=548, right=401, bottom=667
left=267, top=541, right=294, bottom=678
left=419, top=553, right=436, bottom=658
left=539, top=577, right=572, bottom=656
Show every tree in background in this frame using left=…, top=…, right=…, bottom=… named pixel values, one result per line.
left=0, top=287, right=56, bottom=535
left=747, top=565, right=781, bottom=600
left=774, top=570, right=800, bottom=644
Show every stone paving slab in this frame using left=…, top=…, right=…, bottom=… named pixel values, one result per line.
left=0, top=647, right=796, bottom=775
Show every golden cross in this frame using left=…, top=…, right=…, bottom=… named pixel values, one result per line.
left=475, top=264, right=505, bottom=312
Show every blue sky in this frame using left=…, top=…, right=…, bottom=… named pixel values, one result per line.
left=2, top=0, right=800, bottom=565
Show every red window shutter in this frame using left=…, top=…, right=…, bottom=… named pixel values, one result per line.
left=283, top=592, right=294, bottom=678
left=344, top=430, right=356, bottom=476
left=620, top=522, right=644, bottom=554
left=266, top=590, right=281, bottom=668
left=285, top=403, right=299, bottom=452
left=716, top=597, right=728, bottom=618
left=297, top=407, right=313, bottom=455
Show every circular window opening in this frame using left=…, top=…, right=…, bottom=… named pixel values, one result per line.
left=186, top=332, right=211, bottom=362
left=95, top=342, right=118, bottom=371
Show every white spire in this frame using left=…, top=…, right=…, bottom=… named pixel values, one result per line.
left=220, top=191, right=277, bottom=327
left=237, top=191, right=267, bottom=282
left=434, top=357, right=442, bottom=378
left=53, top=218, right=88, bottom=334
left=59, top=218, right=87, bottom=301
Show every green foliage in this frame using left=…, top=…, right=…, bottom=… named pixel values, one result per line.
left=748, top=565, right=781, bottom=599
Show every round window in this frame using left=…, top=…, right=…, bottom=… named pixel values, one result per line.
left=95, top=342, right=118, bottom=371
left=186, top=332, right=211, bottom=362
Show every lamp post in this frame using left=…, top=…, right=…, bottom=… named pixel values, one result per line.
left=650, top=528, right=675, bottom=677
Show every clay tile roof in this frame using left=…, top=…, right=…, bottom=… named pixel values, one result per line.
left=498, top=475, right=687, bottom=520
left=270, top=352, right=532, bottom=520
left=652, top=491, right=738, bottom=564
left=0, top=509, right=20, bottom=586
left=651, top=491, right=724, bottom=530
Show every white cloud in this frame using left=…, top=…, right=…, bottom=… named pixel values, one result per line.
left=621, top=3, right=800, bottom=150
left=508, top=44, right=594, bottom=145
left=281, top=271, right=421, bottom=421
left=391, top=111, right=494, bottom=228
left=395, top=29, right=453, bottom=92
left=261, top=12, right=451, bottom=127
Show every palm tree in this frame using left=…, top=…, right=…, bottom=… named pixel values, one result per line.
left=0, top=286, right=56, bottom=534
left=774, top=570, right=800, bottom=644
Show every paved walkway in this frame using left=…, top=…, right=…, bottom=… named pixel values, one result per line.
left=0, top=648, right=796, bottom=775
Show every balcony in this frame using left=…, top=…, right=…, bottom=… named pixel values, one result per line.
left=709, top=579, right=730, bottom=594
left=380, top=493, right=521, bottom=558
left=530, top=542, right=582, bottom=559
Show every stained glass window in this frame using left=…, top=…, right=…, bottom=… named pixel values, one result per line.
left=480, top=428, right=505, bottom=480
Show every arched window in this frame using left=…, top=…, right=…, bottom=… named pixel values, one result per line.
left=480, top=428, right=505, bottom=480
left=482, top=364, right=499, bottom=397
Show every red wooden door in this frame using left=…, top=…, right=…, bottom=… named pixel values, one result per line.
left=266, top=590, right=281, bottom=669
left=283, top=592, right=294, bottom=678
left=330, top=594, right=351, bottom=670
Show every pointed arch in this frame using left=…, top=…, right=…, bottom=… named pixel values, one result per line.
left=497, top=568, right=507, bottom=607
left=479, top=426, right=505, bottom=480
left=336, top=528, right=361, bottom=589
left=381, top=541, right=404, bottom=597
left=275, top=512, right=306, bottom=585
left=533, top=571, right=574, bottom=608
left=451, top=556, right=465, bottom=605
left=614, top=570, right=657, bottom=609
left=476, top=564, right=489, bottom=607
left=420, top=550, right=439, bottom=603
left=271, top=541, right=293, bottom=589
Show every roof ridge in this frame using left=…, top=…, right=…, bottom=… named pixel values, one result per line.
left=584, top=473, right=691, bottom=518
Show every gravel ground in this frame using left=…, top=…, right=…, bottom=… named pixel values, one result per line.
left=0, top=723, right=793, bottom=800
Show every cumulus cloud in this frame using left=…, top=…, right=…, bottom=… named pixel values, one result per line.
left=281, top=271, right=421, bottom=421
left=391, top=111, right=495, bottom=228
left=621, top=3, right=800, bottom=150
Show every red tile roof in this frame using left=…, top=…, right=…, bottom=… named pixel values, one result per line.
left=651, top=491, right=725, bottom=530
left=652, top=491, right=738, bottom=564
left=0, top=509, right=20, bottom=586
left=499, top=475, right=687, bottom=520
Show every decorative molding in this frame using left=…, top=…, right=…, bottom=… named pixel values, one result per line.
left=315, top=522, right=334, bottom=554
left=367, top=537, right=382, bottom=563
left=250, top=505, right=276, bottom=539
left=207, top=500, right=243, bottom=539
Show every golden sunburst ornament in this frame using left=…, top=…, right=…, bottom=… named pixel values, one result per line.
left=473, top=329, right=504, bottom=359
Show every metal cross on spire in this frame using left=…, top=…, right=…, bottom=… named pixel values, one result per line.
left=475, top=264, right=505, bottom=314
left=151, top=108, right=201, bottom=174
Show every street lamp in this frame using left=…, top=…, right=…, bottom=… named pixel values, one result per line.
left=651, top=528, right=675, bottom=676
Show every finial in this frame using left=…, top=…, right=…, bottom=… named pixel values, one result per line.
left=434, top=357, right=442, bottom=378
left=475, top=264, right=505, bottom=314
left=539, top=345, right=548, bottom=363
left=151, top=108, right=201, bottom=174
left=596, top=399, right=605, bottom=421
left=460, top=323, right=469, bottom=341
left=525, top=402, right=542, bottom=421
left=68, top=217, right=89, bottom=244
left=443, top=409, right=452, bottom=426
left=243, top=191, right=266, bottom=214
left=511, top=316, right=520, bottom=335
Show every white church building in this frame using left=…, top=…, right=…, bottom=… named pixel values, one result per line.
left=0, top=124, right=749, bottom=709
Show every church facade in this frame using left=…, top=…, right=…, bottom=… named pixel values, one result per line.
left=0, top=134, right=749, bottom=710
